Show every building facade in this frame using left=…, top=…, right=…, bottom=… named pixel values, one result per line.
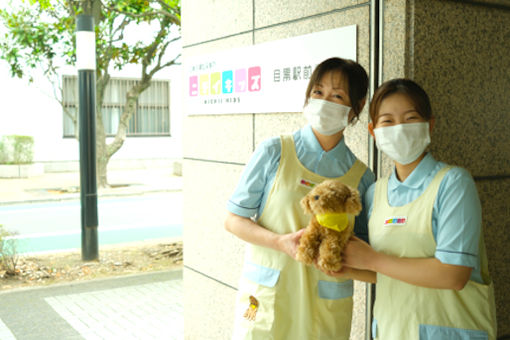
left=0, top=49, right=182, bottom=173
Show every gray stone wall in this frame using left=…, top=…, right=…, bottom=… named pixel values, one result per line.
left=411, top=1, right=510, bottom=335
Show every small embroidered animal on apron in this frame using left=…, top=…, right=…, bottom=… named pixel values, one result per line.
left=243, top=295, right=259, bottom=321
left=243, top=296, right=259, bottom=321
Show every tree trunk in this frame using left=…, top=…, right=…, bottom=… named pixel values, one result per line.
left=96, top=147, right=109, bottom=188
left=96, top=125, right=109, bottom=188
left=105, top=82, right=150, bottom=165
left=95, top=72, right=110, bottom=188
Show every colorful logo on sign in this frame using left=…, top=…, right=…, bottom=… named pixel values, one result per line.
left=189, top=66, right=261, bottom=97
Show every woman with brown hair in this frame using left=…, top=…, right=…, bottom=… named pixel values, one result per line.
left=342, top=78, right=497, bottom=339
left=225, top=57, right=375, bottom=340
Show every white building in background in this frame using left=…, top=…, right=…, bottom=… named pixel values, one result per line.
left=0, top=20, right=183, bottom=173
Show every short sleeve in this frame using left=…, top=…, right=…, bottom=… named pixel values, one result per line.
left=364, top=182, right=376, bottom=221
left=353, top=169, right=376, bottom=243
left=434, top=167, right=481, bottom=269
left=226, top=137, right=281, bottom=218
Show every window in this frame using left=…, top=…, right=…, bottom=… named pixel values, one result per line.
left=62, top=76, right=170, bottom=137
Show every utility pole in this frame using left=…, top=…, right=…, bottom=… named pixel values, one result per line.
left=76, top=14, right=99, bottom=261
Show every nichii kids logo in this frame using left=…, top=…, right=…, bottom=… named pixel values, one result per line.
left=299, top=179, right=317, bottom=189
left=384, top=216, right=407, bottom=226
left=189, top=66, right=261, bottom=97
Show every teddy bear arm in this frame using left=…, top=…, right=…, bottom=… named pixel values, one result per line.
left=296, top=221, right=322, bottom=265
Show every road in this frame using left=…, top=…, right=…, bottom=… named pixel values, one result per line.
left=0, top=192, right=182, bottom=254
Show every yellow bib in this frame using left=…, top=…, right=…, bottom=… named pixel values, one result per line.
left=316, top=212, right=349, bottom=232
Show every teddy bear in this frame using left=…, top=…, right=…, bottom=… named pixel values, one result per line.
left=296, top=179, right=362, bottom=273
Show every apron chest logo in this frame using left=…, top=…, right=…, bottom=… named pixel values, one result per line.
left=299, top=178, right=317, bottom=189
left=384, top=216, right=407, bottom=226
left=243, top=295, right=259, bottom=321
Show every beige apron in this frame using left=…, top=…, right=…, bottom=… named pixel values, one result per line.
left=369, top=167, right=497, bottom=340
left=232, top=135, right=367, bottom=340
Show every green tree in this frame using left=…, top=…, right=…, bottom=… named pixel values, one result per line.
left=0, top=0, right=181, bottom=187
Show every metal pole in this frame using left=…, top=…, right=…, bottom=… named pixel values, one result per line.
left=367, top=0, right=383, bottom=338
left=76, top=15, right=98, bottom=261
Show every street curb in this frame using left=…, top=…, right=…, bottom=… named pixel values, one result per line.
left=0, top=188, right=182, bottom=206
left=0, top=268, right=183, bottom=295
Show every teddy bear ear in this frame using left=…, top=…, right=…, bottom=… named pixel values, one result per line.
left=301, top=196, right=312, bottom=214
left=345, top=187, right=362, bottom=216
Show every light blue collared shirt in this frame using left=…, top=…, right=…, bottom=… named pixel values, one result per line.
left=365, top=153, right=484, bottom=283
left=227, top=125, right=375, bottom=241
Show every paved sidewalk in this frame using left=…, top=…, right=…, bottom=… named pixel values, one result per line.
left=0, top=270, right=183, bottom=340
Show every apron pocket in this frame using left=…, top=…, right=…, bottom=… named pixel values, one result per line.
left=318, top=279, right=353, bottom=299
left=242, top=262, right=280, bottom=287
left=419, top=324, right=488, bottom=340
left=371, top=318, right=378, bottom=339
left=315, top=280, right=353, bottom=340
left=232, top=263, right=280, bottom=340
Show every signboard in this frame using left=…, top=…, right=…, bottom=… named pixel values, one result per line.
left=184, top=25, right=357, bottom=115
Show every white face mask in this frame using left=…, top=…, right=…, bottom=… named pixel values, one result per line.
left=374, top=122, right=431, bottom=165
left=303, top=98, right=350, bottom=136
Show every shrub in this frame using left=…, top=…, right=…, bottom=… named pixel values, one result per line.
left=0, top=225, right=19, bottom=275
left=0, top=135, right=34, bottom=165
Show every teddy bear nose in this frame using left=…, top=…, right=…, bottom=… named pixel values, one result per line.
left=314, top=195, right=320, bottom=200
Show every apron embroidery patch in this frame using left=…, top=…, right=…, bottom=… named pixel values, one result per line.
left=243, top=295, right=259, bottom=321
left=299, top=178, right=317, bottom=189
left=384, top=216, right=407, bottom=226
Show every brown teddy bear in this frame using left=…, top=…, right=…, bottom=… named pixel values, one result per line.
left=296, top=179, right=362, bottom=272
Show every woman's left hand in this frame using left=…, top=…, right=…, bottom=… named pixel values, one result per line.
left=319, top=262, right=377, bottom=283
left=343, top=236, right=377, bottom=271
